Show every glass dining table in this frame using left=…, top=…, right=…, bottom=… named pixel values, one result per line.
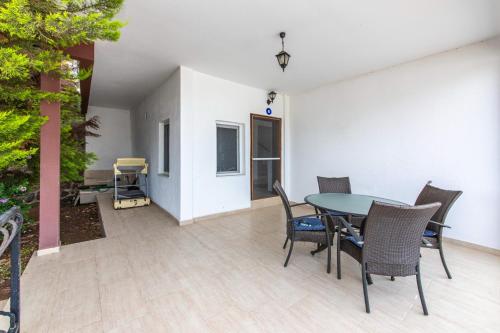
left=304, top=193, right=406, bottom=255
left=304, top=193, right=406, bottom=216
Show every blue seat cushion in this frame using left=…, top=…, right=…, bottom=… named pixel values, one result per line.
left=423, top=229, right=438, bottom=238
left=293, top=217, right=325, bottom=231
left=345, top=235, right=364, bottom=248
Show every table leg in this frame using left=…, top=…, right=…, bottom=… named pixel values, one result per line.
left=311, top=244, right=328, bottom=255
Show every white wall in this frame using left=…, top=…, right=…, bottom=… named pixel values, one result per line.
left=130, top=67, right=288, bottom=222
left=86, top=106, right=132, bottom=170
left=131, top=69, right=182, bottom=220
left=181, top=67, right=286, bottom=221
left=179, top=67, right=194, bottom=223
left=289, top=38, right=500, bottom=250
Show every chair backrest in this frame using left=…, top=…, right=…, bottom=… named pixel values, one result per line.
left=362, top=201, right=441, bottom=276
left=273, top=181, right=293, bottom=222
left=414, top=183, right=462, bottom=233
left=317, top=176, right=352, bottom=194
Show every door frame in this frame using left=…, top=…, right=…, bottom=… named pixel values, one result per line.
left=250, top=113, right=282, bottom=201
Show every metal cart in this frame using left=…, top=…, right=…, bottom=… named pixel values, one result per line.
left=113, top=158, right=151, bottom=209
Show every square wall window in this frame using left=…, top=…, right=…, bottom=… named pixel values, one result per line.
left=159, top=119, right=170, bottom=175
left=216, top=121, right=244, bottom=176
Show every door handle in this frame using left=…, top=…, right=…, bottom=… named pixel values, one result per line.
left=252, top=157, right=280, bottom=161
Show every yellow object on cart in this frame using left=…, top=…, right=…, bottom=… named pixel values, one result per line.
left=113, top=158, right=151, bottom=209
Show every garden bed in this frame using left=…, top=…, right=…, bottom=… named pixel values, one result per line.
left=0, top=202, right=103, bottom=300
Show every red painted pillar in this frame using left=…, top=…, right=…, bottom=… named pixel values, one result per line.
left=39, top=74, right=61, bottom=252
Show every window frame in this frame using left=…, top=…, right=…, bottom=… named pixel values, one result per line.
left=216, top=121, right=245, bottom=177
left=158, top=119, right=170, bottom=176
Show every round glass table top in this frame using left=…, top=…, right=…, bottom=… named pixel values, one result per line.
left=304, top=193, right=407, bottom=216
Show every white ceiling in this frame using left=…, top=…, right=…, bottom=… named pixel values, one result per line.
left=90, top=0, right=500, bottom=109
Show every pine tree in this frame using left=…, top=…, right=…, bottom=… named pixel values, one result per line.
left=0, top=0, right=124, bottom=179
left=0, top=110, right=43, bottom=170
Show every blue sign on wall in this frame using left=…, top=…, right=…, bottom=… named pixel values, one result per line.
left=266, top=108, right=272, bottom=115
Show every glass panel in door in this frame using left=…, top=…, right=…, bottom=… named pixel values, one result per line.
left=251, top=115, right=281, bottom=200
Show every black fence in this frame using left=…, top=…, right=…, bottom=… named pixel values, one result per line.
left=0, top=207, right=23, bottom=333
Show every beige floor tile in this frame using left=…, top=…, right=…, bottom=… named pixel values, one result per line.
left=135, top=261, right=187, bottom=300
left=99, top=278, right=147, bottom=331
left=217, top=269, right=274, bottom=312
left=72, top=321, right=104, bottom=333
left=48, top=280, right=101, bottom=333
left=206, top=306, right=259, bottom=333
left=250, top=301, right=315, bottom=333
left=180, top=273, right=237, bottom=321
left=58, top=241, right=97, bottom=264
left=94, top=237, right=126, bottom=259
left=57, top=258, right=98, bottom=292
left=148, top=291, right=208, bottom=332
left=106, top=313, right=169, bottom=333
left=96, top=254, right=132, bottom=285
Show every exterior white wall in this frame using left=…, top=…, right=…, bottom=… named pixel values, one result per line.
left=289, top=38, right=500, bottom=250
left=181, top=67, right=286, bottom=220
left=179, top=67, right=194, bottom=223
left=129, top=66, right=287, bottom=222
left=86, top=106, right=132, bottom=170
left=131, top=69, right=182, bottom=220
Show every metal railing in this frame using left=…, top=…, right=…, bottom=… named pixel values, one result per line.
left=0, top=206, right=23, bottom=333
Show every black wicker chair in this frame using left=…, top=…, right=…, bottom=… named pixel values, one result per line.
left=273, top=181, right=334, bottom=273
left=416, top=181, right=463, bottom=279
left=317, top=176, right=352, bottom=194
left=316, top=176, right=365, bottom=228
left=337, top=201, right=441, bottom=315
left=312, top=177, right=365, bottom=259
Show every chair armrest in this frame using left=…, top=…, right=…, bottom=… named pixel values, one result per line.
left=428, top=220, right=451, bottom=229
left=338, top=217, right=364, bottom=245
left=421, top=238, right=433, bottom=247
left=290, top=202, right=308, bottom=207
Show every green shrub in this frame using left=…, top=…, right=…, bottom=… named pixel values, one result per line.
left=0, top=177, right=32, bottom=227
